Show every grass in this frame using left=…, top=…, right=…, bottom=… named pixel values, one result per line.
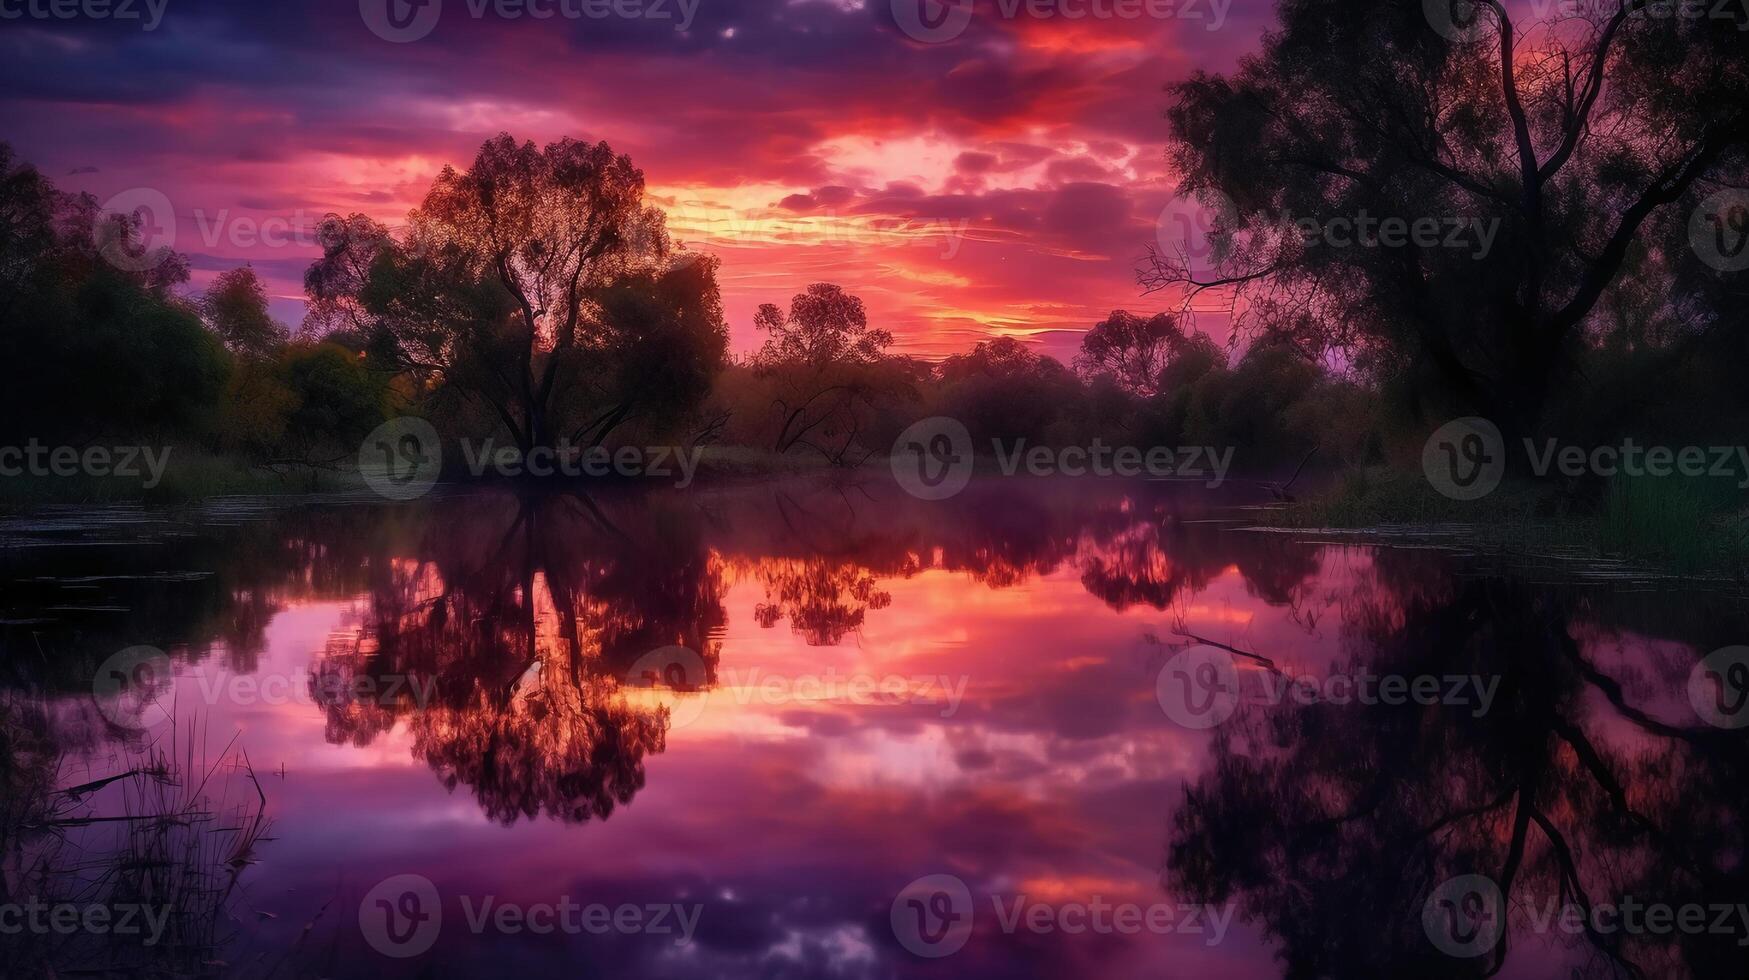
left=0, top=449, right=364, bottom=515
left=0, top=698, right=274, bottom=976
left=0, top=444, right=871, bottom=514
left=1288, top=464, right=1749, bottom=577
left=1599, top=473, right=1749, bottom=572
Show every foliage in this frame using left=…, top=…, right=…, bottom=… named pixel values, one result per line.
left=201, top=266, right=287, bottom=360
left=748, top=283, right=907, bottom=464
left=1073, top=309, right=1190, bottom=397
left=304, top=133, right=722, bottom=453
left=0, top=145, right=227, bottom=443
left=1145, top=0, right=1749, bottom=438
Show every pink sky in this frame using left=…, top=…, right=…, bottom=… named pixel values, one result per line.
left=0, top=0, right=1271, bottom=361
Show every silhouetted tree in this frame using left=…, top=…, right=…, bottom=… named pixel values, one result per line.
left=936, top=337, right=1084, bottom=445
left=201, top=266, right=287, bottom=361
left=751, top=283, right=903, bottom=464
left=1074, top=309, right=1192, bottom=398
left=1144, top=0, right=1749, bottom=438
left=304, top=134, right=725, bottom=453
left=0, top=144, right=225, bottom=443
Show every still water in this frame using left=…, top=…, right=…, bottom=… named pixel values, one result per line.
left=2, top=477, right=1744, bottom=978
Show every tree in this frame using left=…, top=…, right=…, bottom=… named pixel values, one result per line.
left=274, top=343, right=388, bottom=467
left=304, top=134, right=721, bottom=453
left=935, top=337, right=1085, bottom=444
left=1074, top=309, right=1190, bottom=398
left=751, top=283, right=901, bottom=463
left=218, top=342, right=389, bottom=480
left=551, top=254, right=728, bottom=447
left=1143, top=0, right=1749, bottom=438
left=752, top=282, right=891, bottom=369
left=0, top=145, right=225, bottom=442
left=0, top=143, right=59, bottom=311
left=202, top=266, right=287, bottom=361
left=1167, top=563, right=1749, bottom=978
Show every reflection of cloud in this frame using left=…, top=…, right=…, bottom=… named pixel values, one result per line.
left=19, top=478, right=1733, bottom=978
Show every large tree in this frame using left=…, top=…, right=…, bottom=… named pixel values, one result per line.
left=1144, top=0, right=1749, bottom=438
left=202, top=265, right=287, bottom=361
left=304, top=134, right=726, bottom=452
left=1074, top=309, right=1193, bottom=398
left=750, top=283, right=901, bottom=463
left=0, top=144, right=225, bottom=442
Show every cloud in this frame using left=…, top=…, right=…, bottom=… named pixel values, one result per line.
left=2, top=0, right=1268, bottom=355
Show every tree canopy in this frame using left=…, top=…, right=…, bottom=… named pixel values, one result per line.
left=304, top=134, right=726, bottom=453
left=1145, top=0, right=1749, bottom=436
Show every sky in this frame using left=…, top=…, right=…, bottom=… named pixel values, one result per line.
left=0, top=0, right=1274, bottom=361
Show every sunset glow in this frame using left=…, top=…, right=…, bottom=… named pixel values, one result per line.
left=0, top=0, right=1266, bottom=359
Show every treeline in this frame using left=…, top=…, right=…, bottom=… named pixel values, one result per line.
left=0, top=144, right=395, bottom=476
left=1, top=137, right=1383, bottom=486
left=707, top=293, right=1382, bottom=473
left=30, top=126, right=1744, bottom=490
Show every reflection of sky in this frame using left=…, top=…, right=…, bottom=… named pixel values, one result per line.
left=131, top=553, right=1346, bottom=977
left=36, top=491, right=1730, bottom=980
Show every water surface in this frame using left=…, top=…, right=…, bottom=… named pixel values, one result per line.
left=3, top=477, right=1744, bottom=978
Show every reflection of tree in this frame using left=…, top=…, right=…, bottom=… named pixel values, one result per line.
left=933, top=483, right=1080, bottom=589
left=1229, top=533, right=1322, bottom=607
left=0, top=506, right=399, bottom=692
left=1166, top=564, right=1749, bottom=979
left=310, top=491, right=726, bottom=825
left=1078, top=509, right=1231, bottom=610
left=737, top=481, right=1082, bottom=643
left=752, top=557, right=891, bottom=646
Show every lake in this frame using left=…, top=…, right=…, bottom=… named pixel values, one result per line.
left=3, top=476, right=1744, bottom=978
